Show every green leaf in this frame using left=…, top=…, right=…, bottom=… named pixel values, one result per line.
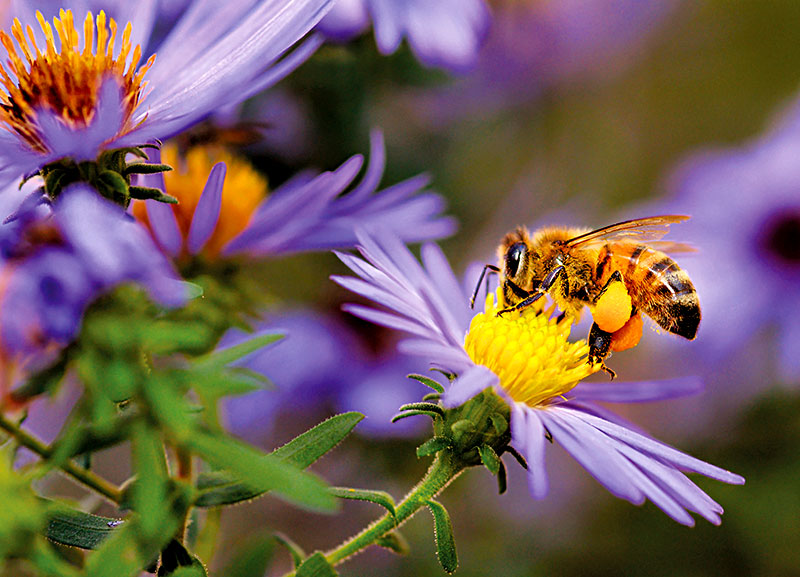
left=222, top=533, right=274, bottom=577
left=45, top=502, right=122, bottom=549
left=188, top=432, right=336, bottom=512
left=375, top=531, right=410, bottom=555
left=397, top=402, right=444, bottom=416
left=296, top=552, right=338, bottom=577
left=128, top=185, right=178, bottom=203
left=124, top=162, right=173, bottom=175
left=407, top=374, right=445, bottom=394
left=193, top=333, right=284, bottom=370
left=11, top=353, right=69, bottom=402
left=416, top=437, right=451, bottom=458
left=274, top=533, right=306, bottom=569
left=194, top=412, right=363, bottom=508
left=478, top=444, right=501, bottom=475
left=329, top=487, right=396, bottom=519
left=391, top=410, right=441, bottom=423
left=168, top=566, right=207, bottom=577
left=426, top=500, right=458, bottom=574
left=496, top=460, right=508, bottom=495
left=181, top=281, right=204, bottom=299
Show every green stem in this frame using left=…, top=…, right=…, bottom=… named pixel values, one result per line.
left=0, top=413, right=123, bottom=504
left=286, top=451, right=465, bottom=575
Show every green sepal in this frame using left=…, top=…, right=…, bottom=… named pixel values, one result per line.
left=407, top=374, right=445, bottom=394
left=194, top=412, right=364, bottom=508
left=44, top=501, right=122, bottom=549
left=96, top=169, right=130, bottom=206
left=478, top=444, right=501, bottom=475
left=391, top=410, right=441, bottom=423
left=450, top=419, right=475, bottom=437
left=397, top=402, right=444, bottom=416
left=422, top=392, right=442, bottom=402
left=505, top=446, right=528, bottom=470
left=375, top=531, right=410, bottom=555
left=274, top=533, right=306, bottom=569
left=490, top=413, right=509, bottom=436
left=124, top=163, right=173, bottom=176
left=416, top=436, right=452, bottom=458
left=129, top=186, right=179, bottom=204
left=296, top=552, right=338, bottom=577
left=430, top=368, right=457, bottom=382
left=496, top=460, right=508, bottom=495
left=329, top=487, right=396, bottom=519
left=425, top=499, right=458, bottom=574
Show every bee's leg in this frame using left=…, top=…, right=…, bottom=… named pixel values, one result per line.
left=591, top=270, right=633, bottom=334
left=470, top=264, right=500, bottom=308
left=498, top=265, right=566, bottom=316
left=588, top=322, right=617, bottom=380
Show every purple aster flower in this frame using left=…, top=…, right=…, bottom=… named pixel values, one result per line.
left=221, top=309, right=430, bottom=441
left=412, top=0, right=676, bottom=123
left=658, top=99, right=800, bottom=383
left=134, top=129, right=455, bottom=261
left=332, top=231, right=744, bottom=526
left=317, top=0, right=492, bottom=73
left=0, top=184, right=183, bottom=356
left=0, top=1, right=334, bottom=184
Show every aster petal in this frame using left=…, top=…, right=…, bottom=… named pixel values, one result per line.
left=569, top=377, right=704, bottom=403
left=396, top=338, right=473, bottom=372
left=188, top=162, right=226, bottom=253
left=440, top=363, right=497, bottom=408
left=574, top=410, right=744, bottom=484
left=539, top=408, right=645, bottom=503
left=131, top=0, right=335, bottom=142
left=778, top=305, right=800, bottom=381
left=513, top=405, right=549, bottom=499
left=341, top=304, right=432, bottom=339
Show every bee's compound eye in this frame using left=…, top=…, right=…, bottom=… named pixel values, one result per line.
left=506, top=242, right=527, bottom=277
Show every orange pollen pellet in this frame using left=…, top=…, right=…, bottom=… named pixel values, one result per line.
left=0, top=9, right=154, bottom=154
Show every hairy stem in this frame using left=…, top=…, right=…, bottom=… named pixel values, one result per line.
left=284, top=451, right=465, bottom=575
left=0, top=413, right=123, bottom=504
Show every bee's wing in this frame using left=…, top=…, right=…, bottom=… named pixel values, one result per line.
left=564, top=215, right=690, bottom=249
left=648, top=241, right=697, bottom=254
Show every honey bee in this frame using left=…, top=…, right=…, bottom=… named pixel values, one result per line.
left=471, top=215, right=700, bottom=378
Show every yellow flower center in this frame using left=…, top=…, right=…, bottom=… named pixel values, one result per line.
left=133, top=144, right=268, bottom=259
left=0, top=10, right=153, bottom=153
left=464, top=290, right=600, bottom=407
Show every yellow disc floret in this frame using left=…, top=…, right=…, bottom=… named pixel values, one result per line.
left=133, top=144, right=268, bottom=258
left=464, top=290, right=600, bottom=407
left=0, top=10, right=153, bottom=153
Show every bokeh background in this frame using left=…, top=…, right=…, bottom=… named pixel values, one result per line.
left=29, top=1, right=800, bottom=575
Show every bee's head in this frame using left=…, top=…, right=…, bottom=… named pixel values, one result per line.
left=499, top=227, right=534, bottom=284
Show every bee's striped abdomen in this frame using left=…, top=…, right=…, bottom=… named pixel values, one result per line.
left=612, top=244, right=701, bottom=340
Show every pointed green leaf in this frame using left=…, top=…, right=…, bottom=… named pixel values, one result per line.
left=416, top=437, right=451, bottom=458
left=496, top=460, right=508, bottom=495
left=296, top=552, right=338, bottom=577
left=478, top=444, right=501, bottom=475
left=274, top=533, right=306, bottom=569
left=329, top=487, right=396, bottom=519
left=426, top=500, right=458, bottom=574
left=397, top=402, right=443, bottom=415
left=193, top=333, right=284, bottom=370
left=45, top=502, right=122, bottom=549
left=407, top=374, right=444, bottom=394
left=188, top=432, right=336, bottom=512
left=391, top=410, right=440, bottom=423
left=194, top=413, right=364, bottom=507
left=375, top=531, right=410, bottom=556
left=129, top=186, right=178, bottom=203
left=181, top=281, right=204, bottom=299
left=490, top=413, right=508, bottom=435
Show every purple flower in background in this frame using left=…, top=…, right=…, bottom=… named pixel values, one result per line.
left=221, top=309, right=430, bottom=441
left=318, top=0, right=491, bottom=73
left=0, top=184, right=183, bottom=356
left=135, top=129, right=455, bottom=261
left=332, top=231, right=744, bottom=526
left=413, top=0, right=675, bottom=122
left=661, top=99, right=800, bottom=383
left=0, top=0, right=334, bottom=184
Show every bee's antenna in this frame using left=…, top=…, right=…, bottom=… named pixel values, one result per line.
left=470, top=264, right=500, bottom=309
